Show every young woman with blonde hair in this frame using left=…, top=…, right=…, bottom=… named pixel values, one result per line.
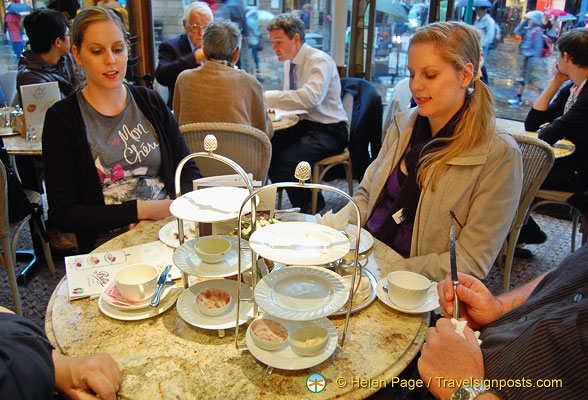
left=349, top=22, right=522, bottom=281
left=42, top=7, right=200, bottom=252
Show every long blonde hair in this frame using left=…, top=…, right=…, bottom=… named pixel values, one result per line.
left=409, top=22, right=495, bottom=189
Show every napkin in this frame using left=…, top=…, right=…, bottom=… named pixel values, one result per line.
left=315, top=202, right=353, bottom=231
left=102, top=280, right=144, bottom=307
left=451, top=318, right=482, bottom=345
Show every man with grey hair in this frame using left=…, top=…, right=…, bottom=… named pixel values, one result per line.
left=265, top=13, right=348, bottom=212
left=155, top=1, right=213, bottom=108
left=173, top=19, right=272, bottom=138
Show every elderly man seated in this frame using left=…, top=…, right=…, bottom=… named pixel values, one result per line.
left=173, top=18, right=272, bottom=137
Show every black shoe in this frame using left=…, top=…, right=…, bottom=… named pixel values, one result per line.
left=517, top=226, right=547, bottom=247
left=514, top=248, right=534, bottom=258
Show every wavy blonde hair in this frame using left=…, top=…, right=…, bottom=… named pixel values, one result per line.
left=409, top=22, right=496, bottom=189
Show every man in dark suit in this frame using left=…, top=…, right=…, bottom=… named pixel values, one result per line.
left=155, top=1, right=213, bottom=108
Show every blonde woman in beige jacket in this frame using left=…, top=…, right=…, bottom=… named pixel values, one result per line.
left=348, top=22, right=522, bottom=282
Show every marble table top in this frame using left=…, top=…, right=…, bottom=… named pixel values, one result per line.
left=45, top=219, right=428, bottom=399
left=2, top=133, right=42, bottom=155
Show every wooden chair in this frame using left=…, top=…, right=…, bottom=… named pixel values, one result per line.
left=0, top=159, right=55, bottom=315
left=499, top=134, right=554, bottom=292
left=179, top=122, right=272, bottom=183
left=309, top=91, right=354, bottom=214
left=527, top=189, right=586, bottom=252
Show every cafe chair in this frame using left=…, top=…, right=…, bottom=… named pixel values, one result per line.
left=0, top=71, right=18, bottom=107
left=498, top=134, right=554, bottom=292
left=0, top=160, right=55, bottom=315
left=526, top=190, right=586, bottom=252
left=180, top=122, right=272, bottom=183
left=308, top=92, right=355, bottom=215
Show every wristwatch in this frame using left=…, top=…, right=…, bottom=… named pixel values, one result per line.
left=450, top=383, right=490, bottom=400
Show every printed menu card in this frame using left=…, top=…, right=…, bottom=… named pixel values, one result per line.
left=19, top=81, right=60, bottom=130
left=65, top=240, right=176, bottom=300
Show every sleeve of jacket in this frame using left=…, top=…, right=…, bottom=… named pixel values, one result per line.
left=513, top=20, right=526, bottom=36
left=531, top=84, right=588, bottom=146
left=154, top=40, right=198, bottom=88
left=0, top=313, right=55, bottom=400
left=405, top=134, right=523, bottom=281
left=42, top=100, right=138, bottom=234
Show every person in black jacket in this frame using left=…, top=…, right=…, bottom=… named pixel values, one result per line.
left=0, top=305, right=122, bottom=400
left=519, top=28, right=588, bottom=247
left=42, top=7, right=200, bottom=252
left=154, top=1, right=213, bottom=108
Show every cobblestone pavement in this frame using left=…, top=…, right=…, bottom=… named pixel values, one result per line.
left=486, top=38, right=558, bottom=121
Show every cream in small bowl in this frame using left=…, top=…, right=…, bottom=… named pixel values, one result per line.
left=195, top=237, right=231, bottom=264
left=250, top=318, right=289, bottom=351
left=195, top=288, right=231, bottom=316
left=290, top=325, right=329, bottom=357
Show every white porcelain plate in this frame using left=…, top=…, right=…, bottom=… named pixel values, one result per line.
left=255, top=266, right=348, bottom=321
left=170, top=187, right=257, bottom=223
left=246, top=316, right=338, bottom=370
left=98, top=287, right=182, bottom=321
left=176, top=279, right=254, bottom=330
left=249, top=222, right=350, bottom=265
left=173, top=236, right=252, bottom=278
left=376, top=280, right=440, bottom=314
left=158, top=220, right=198, bottom=248
left=343, top=225, right=374, bottom=255
left=101, top=283, right=174, bottom=311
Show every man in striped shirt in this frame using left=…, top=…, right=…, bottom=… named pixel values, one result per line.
left=419, top=245, right=588, bottom=399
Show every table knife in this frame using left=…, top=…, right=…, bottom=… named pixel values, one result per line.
left=450, top=226, right=461, bottom=318
left=150, top=265, right=172, bottom=307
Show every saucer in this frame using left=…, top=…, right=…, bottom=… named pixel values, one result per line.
left=173, top=236, right=252, bottom=278
left=176, top=279, right=254, bottom=330
left=246, top=316, right=338, bottom=370
left=98, top=287, right=182, bottom=321
left=375, top=280, right=439, bottom=314
left=101, top=282, right=174, bottom=311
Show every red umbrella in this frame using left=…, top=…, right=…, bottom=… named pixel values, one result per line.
left=544, top=9, right=567, bottom=17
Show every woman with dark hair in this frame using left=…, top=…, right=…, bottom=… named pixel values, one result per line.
left=42, top=7, right=200, bottom=252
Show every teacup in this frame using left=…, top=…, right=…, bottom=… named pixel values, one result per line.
left=114, top=264, right=158, bottom=302
left=386, top=270, right=434, bottom=309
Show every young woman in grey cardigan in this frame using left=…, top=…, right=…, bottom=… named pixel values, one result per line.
left=42, top=7, right=200, bottom=252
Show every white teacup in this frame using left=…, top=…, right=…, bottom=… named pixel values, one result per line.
left=386, top=270, right=434, bottom=309
left=114, top=264, right=158, bottom=302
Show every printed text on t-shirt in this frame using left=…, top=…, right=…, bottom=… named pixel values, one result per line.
left=118, top=123, right=159, bottom=165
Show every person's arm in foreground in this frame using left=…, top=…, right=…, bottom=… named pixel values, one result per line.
left=437, top=270, right=550, bottom=330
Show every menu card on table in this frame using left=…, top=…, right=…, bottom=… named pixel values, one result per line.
left=65, top=240, right=177, bottom=301
left=19, top=81, right=60, bottom=130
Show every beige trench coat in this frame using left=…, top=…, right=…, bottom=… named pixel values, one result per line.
left=350, top=108, right=523, bottom=281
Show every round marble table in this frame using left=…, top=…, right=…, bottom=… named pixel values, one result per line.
left=45, top=220, right=428, bottom=399
left=495, top=118, right=575, bottom=158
